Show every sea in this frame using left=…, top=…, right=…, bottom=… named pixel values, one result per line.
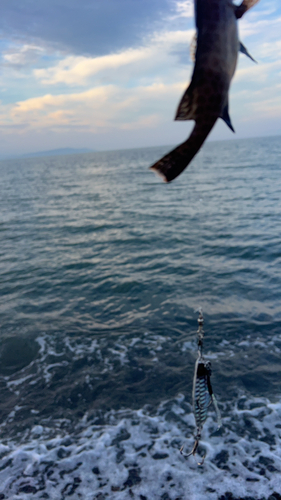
left=0, top=135, right=281, bottom=500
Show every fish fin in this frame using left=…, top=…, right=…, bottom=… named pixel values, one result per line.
left=235, top=0, right=260, bottom=19
left=239, top=41, right=257, bottom=63
left=221, top=103, right=235, bottom=133
left=175, top=84, right=195, bottom=121
left=176, top=33, right=197, bottom=121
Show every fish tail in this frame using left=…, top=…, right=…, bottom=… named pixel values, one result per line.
left=149, top=118, right=217, bottom=183
left=235, top=0, right=260, bottom=19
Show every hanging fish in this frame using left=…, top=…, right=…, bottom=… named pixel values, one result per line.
left=150, top=0, right=260, bottom=183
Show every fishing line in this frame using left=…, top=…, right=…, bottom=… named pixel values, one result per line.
left=197, top=148, right=204, bottom=313
left=180, top=146, right=221, bottom=465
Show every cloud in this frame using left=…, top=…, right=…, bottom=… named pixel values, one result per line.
left=0, top=0, right=280, bottom=156
left=0, top=0, right=173, bottom=56
left=2, top=44, right=45, bottom=67
left=34, top=48, right=153, bottom=86
left=250, top=94, right=281, bottom=119
left=258, top=39, right=281, bottom=59
left=0, top=81, right=185, bottom=135
left=239, top=14, right=281, bottom=39
left=7, top=87, right=113, bottom=129
left=173, top=1, right=193, bottom=19
left=33, top=29, right=193, bottom=87
left=235, top=59, right=281, bottom=84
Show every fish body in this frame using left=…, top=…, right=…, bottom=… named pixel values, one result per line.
left=150, top=0, right=259, bottom=183
left=176, top=0, right=238, bottom=126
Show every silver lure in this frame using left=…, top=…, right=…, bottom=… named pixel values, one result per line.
left=180, top=357, right=221, bottom=465
left=193, top=358, right=221, bottom=433
left=180, top=311, right=221, bottom=465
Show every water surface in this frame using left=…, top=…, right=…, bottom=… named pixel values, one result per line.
left=0, top=136, right=281, bottom=499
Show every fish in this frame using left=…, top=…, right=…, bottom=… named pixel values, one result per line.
left=150, top=0, right=260, bottom=183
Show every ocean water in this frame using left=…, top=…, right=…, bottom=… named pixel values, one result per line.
left=0, top=136, right=281, bottom=500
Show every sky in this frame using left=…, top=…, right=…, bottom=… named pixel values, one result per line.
left=0, top=0, right=280, bottom=156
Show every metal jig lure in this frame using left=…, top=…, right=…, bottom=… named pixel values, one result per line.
left=180, top=309, right=221, bottom=465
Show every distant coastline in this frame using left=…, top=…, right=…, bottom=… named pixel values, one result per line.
left=0, top=148, right=95, bottom=161
left=22, top=147, right=95, bottom=158
left=1, top=133, right=280, bottom=162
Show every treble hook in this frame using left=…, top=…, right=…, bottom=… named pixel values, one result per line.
left=180, top=432, right=206, bottom=466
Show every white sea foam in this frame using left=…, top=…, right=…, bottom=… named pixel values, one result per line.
left=1, top=329, right=281, bottom=499
left=0, top=396, right=281, bottom=499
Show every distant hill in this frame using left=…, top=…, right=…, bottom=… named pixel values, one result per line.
left=22, top=148, right=95, bottom=158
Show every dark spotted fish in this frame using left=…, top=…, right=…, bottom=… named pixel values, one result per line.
left=150, top=0, right=260, bottom=183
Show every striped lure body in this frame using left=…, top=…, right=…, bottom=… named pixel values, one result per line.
left=193, top=359, right=213, bottom=431
left=180, top=310, right=221, bottom=464
left=180, top=356, right=221, bottom=465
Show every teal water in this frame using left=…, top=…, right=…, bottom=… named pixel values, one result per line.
left=0, top=136, right=281, bottom=499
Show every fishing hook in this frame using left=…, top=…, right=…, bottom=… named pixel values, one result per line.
left=180, top=431, right=206, bottom=466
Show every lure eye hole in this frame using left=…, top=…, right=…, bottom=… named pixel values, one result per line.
left=205, top=361, right=212, bottom=371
